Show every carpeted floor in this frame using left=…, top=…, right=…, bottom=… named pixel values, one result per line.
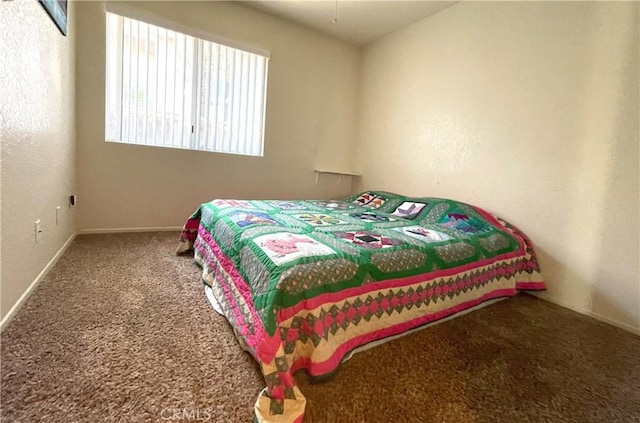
left=1, top=232, right=639, bottom=423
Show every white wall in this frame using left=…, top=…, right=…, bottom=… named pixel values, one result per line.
left=355, top=2, right=640, bottom=332
left=2, top=1, right=636, bottom=335
left=75, top=1, right=360, bottom=231
left=0, top=0, right=77, bottom=320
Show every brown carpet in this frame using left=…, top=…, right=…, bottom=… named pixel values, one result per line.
left=1, top=232, right=639, bottom=423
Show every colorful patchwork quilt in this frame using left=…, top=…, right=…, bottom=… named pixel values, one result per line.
left=179, top=191, right=545, bottom=423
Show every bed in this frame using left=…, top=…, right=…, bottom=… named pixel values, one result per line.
left=178, top=191, right=545, bottom=423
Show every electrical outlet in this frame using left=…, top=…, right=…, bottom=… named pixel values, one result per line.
left=35, top=220, right=42, bottom=243
left=56, top=206, right=61, bottom=225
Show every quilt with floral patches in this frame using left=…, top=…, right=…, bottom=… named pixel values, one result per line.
left=179, top=191, right=545, bottom=423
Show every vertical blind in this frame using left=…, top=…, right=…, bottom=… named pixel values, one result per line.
left=105, top=11, right=269, bottom=156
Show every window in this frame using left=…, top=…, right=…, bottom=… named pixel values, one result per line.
left=105, top=6, right=269, bottom=156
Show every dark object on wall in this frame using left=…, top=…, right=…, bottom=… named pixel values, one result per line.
left=39, top=0, right=67, bottom=36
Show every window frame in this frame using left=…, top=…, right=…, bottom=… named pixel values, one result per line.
left=104, top=3, right=270, bottom=156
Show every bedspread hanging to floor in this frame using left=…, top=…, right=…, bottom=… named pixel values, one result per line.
left=179, top=191, right=545, bottom=423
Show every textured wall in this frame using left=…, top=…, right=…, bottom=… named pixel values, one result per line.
left=355, top=2, right=639, bottom=332
left=75, top=1, right=360, bottom=231
left=0, top=0, right=77, bottom=319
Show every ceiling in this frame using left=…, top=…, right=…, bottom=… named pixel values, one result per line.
left=243, top=1, right=457, bottom=46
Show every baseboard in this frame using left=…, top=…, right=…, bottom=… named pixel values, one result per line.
left=531, top=293, right=640, bottom=336
left=0, top=232, right=77, bottom=332
left=78, top=226, right=182, bottom=235
left=587, top=310, right=640, bottom=336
